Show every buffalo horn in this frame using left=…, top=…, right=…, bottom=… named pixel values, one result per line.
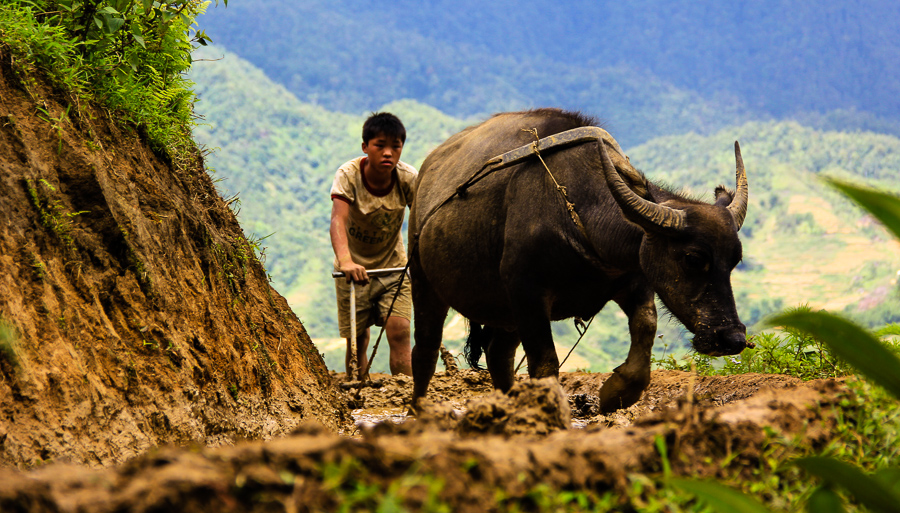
left=599, top=142, right=686, bottom=231
left=727, top=141, right=749, bottom=230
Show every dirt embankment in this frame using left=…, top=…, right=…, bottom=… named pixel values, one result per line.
left=0, top=48, right=348, bottom=469
left=0, top=369, right=849, bottom=512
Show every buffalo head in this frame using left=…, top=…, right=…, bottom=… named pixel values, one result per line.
left=600, top=141, right=751, bottom=356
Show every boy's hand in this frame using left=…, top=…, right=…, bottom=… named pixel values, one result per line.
left=339, top=261, right=369, bottom=284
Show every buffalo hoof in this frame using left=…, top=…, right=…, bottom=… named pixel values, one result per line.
left=598, top=371, right=648, bottom=413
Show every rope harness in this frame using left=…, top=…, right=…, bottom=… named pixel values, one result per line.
left=361, top=126, right=627, bottom=379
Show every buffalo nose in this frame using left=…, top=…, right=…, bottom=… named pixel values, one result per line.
left=718, top=325, right=748, bottom=355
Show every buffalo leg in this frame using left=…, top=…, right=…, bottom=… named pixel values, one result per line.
left=409, top=275, right=449, bottom=412
left=505, top=281, right=559, bottom=379
left=600, top=290, right=657, bottom=412
left=484, top=329, right=519, bottom=392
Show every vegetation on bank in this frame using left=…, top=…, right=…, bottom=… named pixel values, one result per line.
left=0, top=0, right=217, bottom=166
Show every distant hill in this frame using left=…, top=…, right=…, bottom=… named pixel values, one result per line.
left=196, top=0, right=900, bottom=147
left=191, top=50, right=900, bottom=373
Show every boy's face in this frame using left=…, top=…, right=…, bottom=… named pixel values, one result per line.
left=362, top=134, right=403, bottom=175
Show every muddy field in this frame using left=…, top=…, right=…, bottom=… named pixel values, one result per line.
left=0, top=368, right=848, bottom=512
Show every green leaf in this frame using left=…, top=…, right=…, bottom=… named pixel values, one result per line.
left=764, top=310, right=900, bottom=400
left=796, top=457, right=900, bottom=513
left=806, top=486, right=846, bottom=513
left=874, top=323, right=900, bottom=338
left=105, top=16, right=125, bottom=34
left=131, top=33, right=146, bottom=48
left=875, top=468, right=900, bottom=496
left=142, top=0, right=154, bottom=12
left=669, top=479, right=771, bottom=513
left=99, top=6, right=120, bottom=15
left=825, top=178, right=900, bottom=242
left=127, top=52, right=141, bottom=71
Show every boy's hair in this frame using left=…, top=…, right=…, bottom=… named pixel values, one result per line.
left=362, top=112, right=406, bottom=144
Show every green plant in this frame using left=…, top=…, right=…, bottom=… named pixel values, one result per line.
left=31, top=254, right=47, bottom=279
left=0, top=317, right=21, bottom=371
left=26, top=178, right=88, bottom=251
left=35, top=103, right=70, bottom=153
left=319, top=457, right=452, bottom=512
left=652, top=311, right=855, bottom=380
left=0, top=0, right=223, bottom=165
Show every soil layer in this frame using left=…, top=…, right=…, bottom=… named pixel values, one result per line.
left=0, top=369, right=848, bottom=512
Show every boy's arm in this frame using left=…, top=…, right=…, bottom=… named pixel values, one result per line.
left=330, top=198, right=369, bottom=284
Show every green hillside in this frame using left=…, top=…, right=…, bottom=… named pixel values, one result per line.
left=191, top=50, right=900, bottom=373
left=193, top=2, right=754, bottom=149
left=196, top=0, right=900, bottom=147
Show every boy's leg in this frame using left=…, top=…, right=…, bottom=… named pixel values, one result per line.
left=385, top=317, right=412, bottom=375
left=375, top=273, right=413, bottom=376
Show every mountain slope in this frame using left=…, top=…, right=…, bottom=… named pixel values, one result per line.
left=196, top=0, right=900, bottom=146
left=195, top=2, right=753, bottom=148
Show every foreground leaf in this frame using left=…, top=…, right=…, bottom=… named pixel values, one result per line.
left=765, top=310, right=900, bottom=400
left=806, top=486, right=846, bottom=513
left=796, top=457, right=900, bottom=513
left=875, top=468, right=900, bottom=496
left=825, top=178, right=900, bottom=242
left=669, top=479, right=771, bottom=513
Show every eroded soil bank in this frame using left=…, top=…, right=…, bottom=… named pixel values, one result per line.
left=0, top=369, right=848, bottom=512
left=0, top=48, right=348, bottom=469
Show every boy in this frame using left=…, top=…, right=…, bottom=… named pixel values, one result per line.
left=329, top=112, right=416, bottom=379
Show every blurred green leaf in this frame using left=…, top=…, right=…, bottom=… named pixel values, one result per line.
left=825, top=178, right=900, bottom=242
left=796, top=457, right=900, bottom=513
left=874, top=468, right=900, bottom=496
left=874, top=323, right=900, bottom=338
left=669, top=479, right=771, bottom=513
left=806, top=486, right=846, bottom=513
left=764, top=310, right=900, bottom=400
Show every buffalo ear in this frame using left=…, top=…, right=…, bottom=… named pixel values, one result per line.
left=714, top=186, right=734, bottom=207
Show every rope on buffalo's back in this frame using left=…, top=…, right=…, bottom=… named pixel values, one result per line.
left=521, top=128, right=589, bottom=239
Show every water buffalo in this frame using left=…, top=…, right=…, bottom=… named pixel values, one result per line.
left=408, top=109, right=750, bottom=412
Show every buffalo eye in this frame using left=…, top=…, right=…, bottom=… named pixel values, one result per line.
left=683, top=252, right=709, bottom=272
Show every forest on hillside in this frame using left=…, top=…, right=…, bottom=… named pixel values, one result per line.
left=196, top=0, right=900, bottom=147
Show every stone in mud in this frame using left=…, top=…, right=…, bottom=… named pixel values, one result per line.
left=458, top=378, right=571, bottom=436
